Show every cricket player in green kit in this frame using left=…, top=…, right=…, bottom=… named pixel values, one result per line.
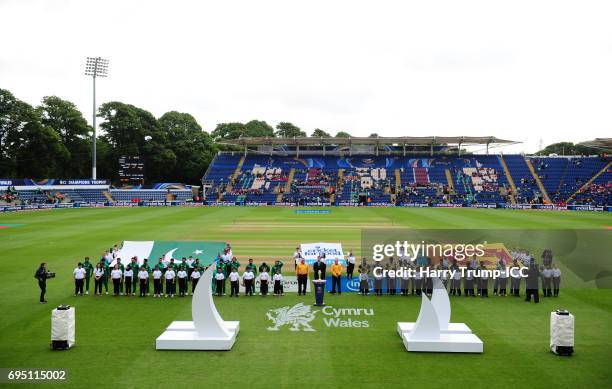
left=82, top=257, right=94, bottom=295
left=142, top=259, right=152, bottom=296
left=245, top=258, right=258, bottom=295
left=101, top=259, right=111, bottom=295
left=271, top=260, right=284, bottom=276
left=215, top=259, right=227, bottom=295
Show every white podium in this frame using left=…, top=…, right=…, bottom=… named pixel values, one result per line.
left=399, top=278, right=483, bottom=353
left=156, top=267, right=239, bottom=350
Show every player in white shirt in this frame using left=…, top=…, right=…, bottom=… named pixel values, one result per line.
left=542, top=266, right=553, bottom=297
left=138, top=267, right=149, bottom=297
left=243, top=270, right=255, bottom=296
left=124, top=266, right=134, bottom=296
left=346, top=251, right=356, bottom=280
left=190, top=269, right=201, bottom=295
left=73, top=263, right=86, bottom=296
left=479, top=263, right=489, bottom=297
left=152, top=266, right=163, bottom=297
left=177, top=268, right=188, bottom=297
left=498, top=266, right=508, bottom=296
left=273, top=272, right=284, bottom=296
left=374, top=269, right=383, bottom=296
left=293, top=247, right=302, bottom=270
left=93, top=263, right=104, bottom=296
left=164, top=268, right=176, bottom=297
left=259, top=271, right=269, bottom=296
left=215, top=269, right=225, bottom=296
left=413, top=267, right=423, bottom=296
left=229, top=269, right=240, bottom=297
left=450, top=263, right=462, bottom=296
left=552, top=265, right=561, bottom=297
left=110, top=265, right=123, bottom=296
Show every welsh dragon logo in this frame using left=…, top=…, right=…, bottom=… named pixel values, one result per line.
left=266, top=303, right=318, bottom=332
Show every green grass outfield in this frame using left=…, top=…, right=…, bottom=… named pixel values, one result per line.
left=0, top=207, right=611, bottom=388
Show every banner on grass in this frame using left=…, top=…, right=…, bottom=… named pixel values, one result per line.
left=239, top=276, right=310, bottom=293
left=300, top=243, right=345, bottom=265
left=111, top=240, right=226, bottom=267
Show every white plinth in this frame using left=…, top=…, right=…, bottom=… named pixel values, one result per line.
left=397, top=322, right=472, bottom=337
left=402, top=332, right=484, bottom=353
left=156, top=324, right=237, bottom=351
left=166, top=320, right=240, bottom=334
left=156, top=266, right=239, bottom=351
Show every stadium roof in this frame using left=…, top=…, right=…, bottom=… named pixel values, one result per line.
left=578, top=138, right=612, bottom=151
left=220, top=136, right=518, bottom=146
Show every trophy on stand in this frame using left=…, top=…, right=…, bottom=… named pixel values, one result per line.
left=313, top=256, right=327, bottom=306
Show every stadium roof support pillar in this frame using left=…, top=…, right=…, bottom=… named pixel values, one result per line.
left=486, top=141, right=490, bottom=155
left=244, top=144, right=247, bottom=156
left=296, top=144, right=300, bottom=158
left=403, top=143, right=406, bottom=156
left=458, top=140, right=462, bottom=156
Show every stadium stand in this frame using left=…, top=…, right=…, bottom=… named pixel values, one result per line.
left=203, top=152, right=610, bottom=207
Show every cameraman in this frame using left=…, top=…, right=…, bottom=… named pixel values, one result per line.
left=35, top=262, right=54, bottom=303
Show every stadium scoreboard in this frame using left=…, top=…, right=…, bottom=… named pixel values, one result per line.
left=118, top=156, right=145, bottom=183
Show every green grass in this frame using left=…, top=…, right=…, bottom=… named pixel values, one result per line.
left=0, top=207, right=611, bottom=388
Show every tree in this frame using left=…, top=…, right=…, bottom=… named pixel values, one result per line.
left=275, top=122, right=306, bottom=138
left=98, top=101, right=175, bottom=182
left=14, top=121, right=70, bottom=178
left=211, top=122, right=246, bottom=141
left=36, top=96, right=91, bottom=177
left=335, top=131, right=352, bottom=138
left=0, top=88, right=25, bottom=176
left=244, top=120, right=274, bottom=138
left=0, top=89, right=69, bottom=177
left=368, top=133, right=379, bottom=138
left=535, top=142, right=600, bottom=156
left=158, top=111, right=217, bottom=183
left=311, top=128, right=331, bottom=137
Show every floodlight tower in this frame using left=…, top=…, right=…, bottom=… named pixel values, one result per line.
left=84, top=57, right=109, bottom=179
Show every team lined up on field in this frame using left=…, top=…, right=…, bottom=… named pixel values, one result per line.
left=71, top=244, right=561, bottom=301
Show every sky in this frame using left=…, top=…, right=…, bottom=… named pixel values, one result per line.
left=1, top=0, right=611, bottom=154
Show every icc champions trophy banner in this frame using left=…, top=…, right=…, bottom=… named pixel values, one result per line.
left=300, top=242, right=345, bottom=265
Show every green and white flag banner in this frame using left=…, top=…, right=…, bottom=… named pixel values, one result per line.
left=111, top=240, right=226, bottom=267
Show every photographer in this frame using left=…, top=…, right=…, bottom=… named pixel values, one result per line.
left=35, top=262, right=54, bottom=303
